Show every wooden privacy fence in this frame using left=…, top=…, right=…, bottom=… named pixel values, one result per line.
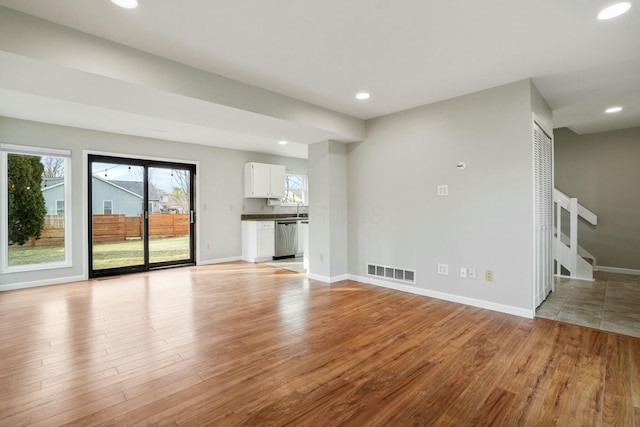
left=29, top=215, right=66, bottom=246
left=35, top=214, right=189, bottom=245
left=148, top=213, right=189, bottom=238
left=93, top=213, right=189, bottom=242
left=92, top=214, right=130, bottom=242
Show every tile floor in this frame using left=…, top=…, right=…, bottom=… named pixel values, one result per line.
left=536, top=271, right=640, bottom=338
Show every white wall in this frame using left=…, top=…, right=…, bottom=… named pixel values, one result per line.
left=347, top=80, right=547, bottom=316
left=307, top=140, right=348, bottom=281
left=0, top=117, right=307, bottom=290
left=555, top=126, right=640, bottom=271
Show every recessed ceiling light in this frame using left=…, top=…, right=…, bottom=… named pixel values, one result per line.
left=278, top=140, right=288, bottom=145
left=110, top=0, right=138, bottom=9
left=605, top=106, right=623, bottom=113
left=355, top=92, right=370, bottom=100
left=597, top=2, right=631, bottom=20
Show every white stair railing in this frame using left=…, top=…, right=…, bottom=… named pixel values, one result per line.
left=553, top=188, right=597, bottom=280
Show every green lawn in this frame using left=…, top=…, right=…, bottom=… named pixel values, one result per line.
left=8, top=236, right=191, bottom=269
left=8, top=243, right=65, bottom=266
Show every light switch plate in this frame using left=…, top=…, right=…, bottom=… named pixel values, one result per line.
left=437, top=263, right=449, bottom=275
left=485, top=270, right=494, bottom=281
left=437, top=185, right=449, bottom=196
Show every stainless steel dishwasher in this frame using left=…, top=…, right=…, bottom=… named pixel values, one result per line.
left=274, top=220, right=298, bottom=259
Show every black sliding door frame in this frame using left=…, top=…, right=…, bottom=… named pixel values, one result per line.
left=88, top=154, right=196, bottom=278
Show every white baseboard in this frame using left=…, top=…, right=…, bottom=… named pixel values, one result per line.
left=307, top=273, right=349, bottom=284
left=348, top=274, right=534, bottom=319
left=554, top=274, right=595, bottom=282
left=594, top=266, right=640, bottom=276
left=198, top=256, right=242, bottom=266
left=0, top=274, right=86, bottom=292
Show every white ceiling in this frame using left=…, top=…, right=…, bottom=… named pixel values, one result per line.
left=0, top=0, right=639, bottom=157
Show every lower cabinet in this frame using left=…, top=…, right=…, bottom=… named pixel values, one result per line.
left=242, top=221, right=275, bottom=262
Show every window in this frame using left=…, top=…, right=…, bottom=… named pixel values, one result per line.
left=1, top=144, right=71, bottom=271
left=282, top=173, right=308, bottom=206
left=103, top=200, right=113, bottom=214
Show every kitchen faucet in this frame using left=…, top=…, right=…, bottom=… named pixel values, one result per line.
left=296, top=201, right=303, bottom=218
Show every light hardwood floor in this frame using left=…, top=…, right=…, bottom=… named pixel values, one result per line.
left=1, top=262, right=638, bottom=426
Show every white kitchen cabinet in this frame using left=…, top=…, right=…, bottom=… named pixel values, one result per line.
left=242, top=221, right=275, bottom=262
left=244, top=162, right=286, bottom=198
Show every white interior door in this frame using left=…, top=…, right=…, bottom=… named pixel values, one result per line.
left=533, top=121, right=553, bottom=307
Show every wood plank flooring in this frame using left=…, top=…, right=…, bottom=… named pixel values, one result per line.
left=1, top=262, right=638, bottom=426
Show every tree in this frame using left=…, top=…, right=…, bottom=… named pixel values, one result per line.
left=171, top=169, right=190, bottom=196
left=42, top=156, right=64, bottom=178
left=171, top=170, right=190, bottom=212
left=7, top=154, right=47, bottom=246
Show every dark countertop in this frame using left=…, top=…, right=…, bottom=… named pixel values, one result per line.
left=241, top=213, right=308, bottom=221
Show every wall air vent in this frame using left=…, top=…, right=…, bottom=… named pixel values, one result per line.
left=366, top=263, right=416, bottom=284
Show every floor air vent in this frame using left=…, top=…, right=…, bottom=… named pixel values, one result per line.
left=366, top=263, right=416, bottom=284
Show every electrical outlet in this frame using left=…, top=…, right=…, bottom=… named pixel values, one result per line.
left=468, top=268, right=476, bottom=279
left=438, top=263, right=449, bottom=275
left=459, top=267, right=467, bottom=278
left=320, top=254, right=325, bottom=262
left=437, top=185, right=449, bottom=196
left=485, top=270, right=494, bottom=281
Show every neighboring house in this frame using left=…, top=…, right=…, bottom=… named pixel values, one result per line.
left=41, top=177, right=65, bottom=215
left=42, top=176, right=166, bottom=217
left=161, top=193, right=189, bottom=214
left=90, top=176, right=144, bottom=216
left=108, top=180, right=164, bottom=213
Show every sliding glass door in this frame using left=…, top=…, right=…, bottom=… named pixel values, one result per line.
left=148, top=166, right=193, bottom=264
left=88, top=155, right=195, bottom=278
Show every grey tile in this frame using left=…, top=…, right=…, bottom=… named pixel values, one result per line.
left=593, top=271, right=609, bottom=281
left=604, top=289, right=640, bottom=305
left=536, top=297, right=565, bottom=320
left=603, top=298, right=640, bottom=310
left=606, top=281, right=640, bottom=291
left=606, top=273, right=640, bottom=285
left=556, top=303, right=602, bottom=329
left=600, top=320, right=640, bottom=338
left=569, top=279, right=606, bottom=290
left=536, top=274, right=640, bottom=338
left=567, top=297, right=605, bottom=309
left=602, top=308, right=640, bottom=323
left=548, top=285, right=573, bottom=300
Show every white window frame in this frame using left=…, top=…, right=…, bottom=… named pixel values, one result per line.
left=1, top=143, right=72, bottom=273
left=281, top=172, right=308, bottom=206
left=103, top=200, right=113, bottom=215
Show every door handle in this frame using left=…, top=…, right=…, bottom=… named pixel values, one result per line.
left=190, top=210, right=195, bottom=224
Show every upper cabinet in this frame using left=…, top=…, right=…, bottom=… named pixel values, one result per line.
left=244, top=162, right=286, bottom=198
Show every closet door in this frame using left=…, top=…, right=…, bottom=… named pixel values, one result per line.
left=533, top=122, right=553, bottom=307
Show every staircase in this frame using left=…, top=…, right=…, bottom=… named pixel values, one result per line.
left=553, top=188, right=597, bottom=280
